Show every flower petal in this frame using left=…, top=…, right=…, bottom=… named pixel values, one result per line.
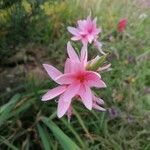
left=42, top=86, right=66, bottom=101
left=64, top=58, right=83, bottom=74
left=66, top=105, right=72, bottom=121
left=63, top=82, right=80, bottom=102
left=93, top=94, right=104, bottom=105
left=67, top=42, right=80, bottom=62
left=64, top=58, right=72, bottom=73
left=80, top=44, right=88, bottom=65
left=77, top=20, right=87, bottom=31
left=94, top=40, right=106, bottom=55
left=86, top=71, right=101, bottom=79
left=57, top=94, right=72, bottom=118
left=93, top=17, right=97, bottom=25
left=79, top=84, right=92, bottom=110
left=71, top=61, right=85, bottom=73
left=93, top=103, right=106, bottom=111
left=87, top=35, right=94, bottom=43
left=43, top=64, right=62, bottom=82
left=55, top=73, right=75, bottom=85
left=71, top=36, right=81, bottom=41
left=85, top=71, right=106, bottom=88
left=67, top=27, right=80, bottom=36
left=87, top=55, right=100, bottom=66
left=95, top=28, right=101, bottom=34
left=98, top=64, right=111, bottom=72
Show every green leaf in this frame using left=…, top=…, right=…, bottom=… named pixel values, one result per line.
left=0, top=94, right=21, bottom=113
left=41, top=117, right=80, bottom=150
left=73, top=109, right=90, bottom=136
left=0, top=95, right=34, bottom=127
left=37, top=124, right=51, bottom=150
left=0, top=94, right=21, bottom=126
left=0, top=136, right=19, bottom=150
left=61, top=118, right=87, bottom=149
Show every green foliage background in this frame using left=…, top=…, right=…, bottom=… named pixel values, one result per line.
left=0, top=0, right=150, bottom=149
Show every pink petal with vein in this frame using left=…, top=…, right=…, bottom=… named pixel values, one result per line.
left=67, top=27, right=80, bottom=36
left=64, top=58, right=72, bottom=73
left=85, top=71, right=106, bottom=88
left=57, top=94, right=72, bottom=118
left=98, top=64, right=111, bottom=72
left=43, top=64, right=62, bottom=82
left=67, top=42, right=80, bottom=62
left=93, top=95, right=104, bottom=105
left=79, top=84, right=92, bottom=110
left=55, top=73, right=74, bottom=85
left=80, top=44, right=88, bottom=65
left=63, top=82, right=80, bottom=102
left=67, top=105, right=72, bottom=121
left=42, top=86, right=66, bottom=101
left=93, top=103, right=106, bottom=111
left=71, top=36, right=81, bottom=41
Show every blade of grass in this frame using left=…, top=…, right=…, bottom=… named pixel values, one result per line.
left=61, top=118, right=87, bottom=149
left=11, top=98, right=35, bottom=117
left=37, top=124, right=51, bottom=150
left=100, top=112, right=106, bottom=129
left=0, top=136, right=19, bottom=150
left=0, top=94, right=21, bottom=113
left=21, top=135, right=30, bottom=150
left=73, top=108, right=93, bottom=141
left=0, top=94, right=21, bottom=126
left=144, top=143, right=150, bottom=150
left=49, top=111, right=57, bottom=120
left=41, top=117, right=80, bottom=150
left=0, top=97, right=34, bottom=127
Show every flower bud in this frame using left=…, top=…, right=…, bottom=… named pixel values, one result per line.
left=87, top=54, right=108, bottom=71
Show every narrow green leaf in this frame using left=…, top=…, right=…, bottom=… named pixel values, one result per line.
left=49, top=111, right=57, bottom=120
left=100, top=112, right=106, bottom=129
left=73, top=109, right=91, bottom=139
left=0, top=96, right=34, bottom=127
left=41, top=117, right=80, bottom=150
left=0, top=136, right=19, bottom=150
left=0, top=94, right=21, bottom=113
left=37, top=124, right=51, bottom=150
left=11, top=98, right=34, bottom=117
left=0, top=94, right=21, bottom=126
left=144, top=143, right=150, bottom=150
left=61, top=118, right=87, bottom=149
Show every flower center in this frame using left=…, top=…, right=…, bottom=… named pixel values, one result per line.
left=88, top=26, right=93, bottom=33
left=81, top=34, right=87, bottom=39
left=76, top=74, right=85, bottom=83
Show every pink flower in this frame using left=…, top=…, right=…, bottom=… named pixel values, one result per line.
left=118, top=18, right=127, bottom=32
left=67, top=15, right=101, bottom=46
left=42, top=42, right=106, bottom=118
